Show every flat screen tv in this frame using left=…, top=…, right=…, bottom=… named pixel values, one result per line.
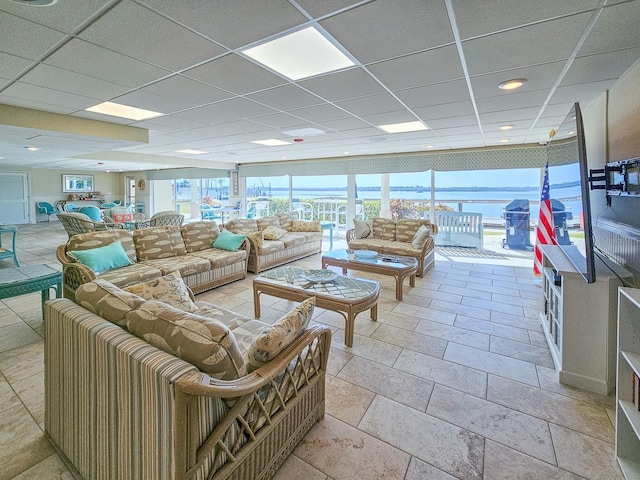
left=547, top=102, right=596, bottom=283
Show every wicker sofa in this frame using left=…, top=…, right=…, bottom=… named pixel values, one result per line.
left=57, top=221, right=249, bottom=300
left=346, top=217, right=438, bottom=277
left=45, top=279, right=331, bottom=480
left=224, top=213, right=322, bottom=273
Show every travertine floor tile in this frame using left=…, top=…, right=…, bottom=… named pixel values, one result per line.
left=371, top=323, right=448, bottom=358
left=405, top=457, right=457, bottom=480
left=444, top=342, right=539, bottom=386
left=414, top=319, right=490, bottom=350
left=393, top=349, right=487, bottom=398
left=325, top=375, right=375, bottom=426
left=536, top=366, right=616, bottom=409
left=455, top=315, right=530, bottom=342
left=331, top=331, right=402, bottom=367
left=11, top=453, right=74, bottom=480
left=0, top=340, right=44, bottom=383
left=294, top=414, right=411, bottom=480
left=0, top=323, right=41, bottom=353
left=427, top=385, right=556, bottom=464
left=429, top=299, right=492, bottom=320
left=489, top=336, right=554, bottom=368
left=550, top=423, right=622, bottom=479
left=359, top=395, right=484, bottom=480
left=338, top=355, right=434, bottom=411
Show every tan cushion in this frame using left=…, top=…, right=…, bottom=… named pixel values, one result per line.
left=246, top=297, right=315, bottom=371
left=181, top=221, right=220, bottom=253
left=280, top=233, right=306, bottom=248
left=225, top=218, right=258, bottom=234
left=126, top=301, right=246, bottom=380
left=396, top=219, right=432, bottom=243
left=372, top=218, right=396, bottom=241
left=348, top=238, right=389, bottom=251
left=140, top=255, right=211, bottom=276
left=257, top=216, right=280, bottom=231
left=189, top=248, right=247, bottom=268
left=411, top=225, right=431, bottom=249
left=292, top=220, right=321, bottom=232
left=382, top=241, right=423, bottom=258
left=262, top=225, right=288, bottom=240
left=67, top=230, right=136, bottom=262
left=96, top=263, right=162, bottom=288
left=353, top=219, right=373, bottom=238
left=124, top=271, right=198, bottom=312
left=75, top=279, right=145, bottom=328
left=258, top=240, right=284, bottom=254
left=134, top=226, right=187, bottom=260
left=277, top=213, right=298, bottom=231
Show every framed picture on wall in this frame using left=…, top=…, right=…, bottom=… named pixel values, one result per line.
left=62, top=174, right=94, bottom=192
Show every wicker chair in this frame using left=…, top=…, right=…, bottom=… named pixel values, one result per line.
left=57, top=212, right=124, bottom=238
left=135, top=211, right=184, bottom=229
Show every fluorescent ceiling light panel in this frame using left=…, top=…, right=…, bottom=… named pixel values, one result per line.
left=85, top=101, right=163, bottom=121
left=252, top=139, right=292, bottom=146
left=242, top=27, right=355, bottom=80
left=176, top=149, right=208, bottom=154
left=282, top=127, right=326, bottom=137
left=378, top=121, right=428, bottom=134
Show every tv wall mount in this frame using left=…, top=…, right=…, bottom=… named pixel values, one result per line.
left=589, top=157, right=640, bottom=205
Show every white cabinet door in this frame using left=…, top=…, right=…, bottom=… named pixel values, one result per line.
left=0, top=173, right=29, bottom=224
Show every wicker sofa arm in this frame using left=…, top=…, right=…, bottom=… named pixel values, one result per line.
left=346, top=228, right=357, bottom=242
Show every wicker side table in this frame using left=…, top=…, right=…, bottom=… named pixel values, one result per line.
left=0, top=224, right=20, bottom=267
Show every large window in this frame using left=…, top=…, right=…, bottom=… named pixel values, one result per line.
left=152, top=177, right=229, bottom=220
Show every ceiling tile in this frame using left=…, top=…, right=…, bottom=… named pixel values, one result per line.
left=452, top=0, right=600, bottom=39
left=171, top=107, right=240, bottom=126
left=251, top=113, right=315, bottom=130
left=288, top=104, right=352, bottom=123
left=470, top=62, right=565, bottom=99
left=562, top=48, right=640, bottom=86
left=337, top=93, right=406, bottom=117
left=320, top=0, right=454, bottom=64
left=205, top=98, right=279, bottom=119
left=552, top=79, right=617, bottom=105
left=0, top=0, right=110, bottom=33
left=45, top=39, right=171, bottom=87
left=476, top=89, right=551, bottom=114
left=184, top=54, right=286, bottom=95
left=579, top=1, right=640, bottom=55
left=2, top=82, right=100, bottom=112
left=0, top=52, right=33, bottom=79
left=140, top=0, right=307, bottom=49
left=295, top=0, right=364, bottom=18
left=299, top=67, right=384, bottom=101
left=79, top=2, right=225, bottom=71
left=141, top=75, right=233, bottom=107
left=246, top=85, right=324, bottom=111
left=395, top=79, right=471, bottom=109
left=112, top=90, right=192, bottom=115
left=462, top=13, right=592, bottom=76
left=368, top=45, right=464, bottom=91
left=0, top=11, right=66, bottom=60
left=413, top=100, right=476, bottom=121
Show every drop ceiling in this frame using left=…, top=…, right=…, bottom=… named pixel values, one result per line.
left=0, top=0, right=639, bottom=172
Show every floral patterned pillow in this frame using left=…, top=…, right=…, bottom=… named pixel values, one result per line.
left=124, top=271, right=198, bottom=312
left=246, top=297, right=315, bottom=371
left=292, top=220, right=321, bottom=232
left=262, top=225, right=288, bottom=240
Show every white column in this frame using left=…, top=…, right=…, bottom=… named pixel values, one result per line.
left=380, top=173, right=391, bottom=218
left=430, top=170, right=436, bottom=223
left=347, top=174, right=356, bottom=230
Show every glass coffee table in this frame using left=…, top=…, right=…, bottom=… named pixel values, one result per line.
left=0, top=264, right=62, bottom=316
left=253, top=266, right=379, bottom=347
left=321, top=249, right=418, bottom=301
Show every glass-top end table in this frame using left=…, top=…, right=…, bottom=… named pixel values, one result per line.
left=321, top=249, right=418, bottom=301
left=0, top=224, right=20, bottom=266
left=0, top=264, right=62, bottom=315
left=253, top=265, right=380, bottom=347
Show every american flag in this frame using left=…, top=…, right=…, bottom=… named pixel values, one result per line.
left=534, top=162, right=557, bottom=275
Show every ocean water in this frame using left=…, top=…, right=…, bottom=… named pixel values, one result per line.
left=270, top=185, right=584, bottom=223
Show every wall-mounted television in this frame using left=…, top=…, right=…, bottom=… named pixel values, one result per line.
left=547, top=102, right=596, bottom=283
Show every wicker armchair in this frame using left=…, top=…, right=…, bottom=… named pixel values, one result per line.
left=135, top=210, right=184, bottom=229
left=102, top=212, right=146, bottom=224
left=57, top=212, right=124, bottom=238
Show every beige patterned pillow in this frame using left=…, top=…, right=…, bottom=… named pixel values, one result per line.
left=245, top=231, right=264, bottom=250
left=225, top=218, right=258, bottom=235
left=247, top=297, right=315, bottom=371
left=124, top=271, right=197, bottom=312
left=76, top=279, right=146, bottom=328
left=133, top=226, right=187, bottom=260
left=372, top=218, right=397, bottom=241
left=277, top=213, right=298, bottom=231
left=181, top=221, right=220, bottom=253
left=262, top=225, right=288, bottom=240
left=411, top=225, right=431, bottom=249
left=126, top=301, right=246, bottom=380
left=396, top=219, right=431, bottom=243
left=257, top=216, right=280, bottom=231
left=67, top=230, right=137, bottom=263
left=292, top=220, right=321, bottom=232
left=353, top=218, right=373, bottom=238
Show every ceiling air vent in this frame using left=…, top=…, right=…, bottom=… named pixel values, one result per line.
left=10, top=0, right=58, bottom=5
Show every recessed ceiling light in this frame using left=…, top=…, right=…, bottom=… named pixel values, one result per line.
left=252, top=139, right=292, bottom=147
left=242, top=26, right=355, bottom=80
left=282, top=127, right=325, bottom=137
left=500, top=138, right=510, bottom=143
left=343, top=151, right=350, bottom=155
left=86, top=101, right=163, bottom=121
left=498, top=79, right=526, bottom=90
left=25, top=146, right=40, bottom=151
left=106, top=170, right=110, bottom=173
left=281, top=156, right=287, bottom=159
left=425, top=145, right=434, bottom=149
left=176, top=149, right=208, bottom=155
left=378, top=121, right=428, bottom=134
left=499, top=124, right=514, bottom=130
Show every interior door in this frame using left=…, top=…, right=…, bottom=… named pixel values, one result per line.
left=0, top=172, right=29, bottom=224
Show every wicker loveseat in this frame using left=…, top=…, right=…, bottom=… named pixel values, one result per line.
left=57, top=221, right=249, bottom=300
left=346, top=217, right=438, bottom=277
left=224, top=213, right=322, bottom=273
left=45, top=279, right=331, bottom=480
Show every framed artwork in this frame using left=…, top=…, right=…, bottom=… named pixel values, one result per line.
left=62, top=174, right=94, bottom=192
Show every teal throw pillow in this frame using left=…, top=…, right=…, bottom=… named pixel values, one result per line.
left=213, top=229, right=246, bottom=251
left=70, top=241, right=133, bottom=273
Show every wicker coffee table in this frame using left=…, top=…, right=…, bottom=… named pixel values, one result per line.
left=253, top=266, right=379, bottom=347
left=321, top=249, right=418, bottom=301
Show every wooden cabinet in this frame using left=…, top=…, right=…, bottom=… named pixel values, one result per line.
left=616, top=287, right=640, bottom=479
left=539, top=245, right=632, bottom=394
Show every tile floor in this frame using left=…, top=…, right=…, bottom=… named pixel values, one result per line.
left=0, top=222, right=623, bottom=479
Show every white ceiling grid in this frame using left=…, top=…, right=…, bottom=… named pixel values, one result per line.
left=0, top=0, right=638, bottom=171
